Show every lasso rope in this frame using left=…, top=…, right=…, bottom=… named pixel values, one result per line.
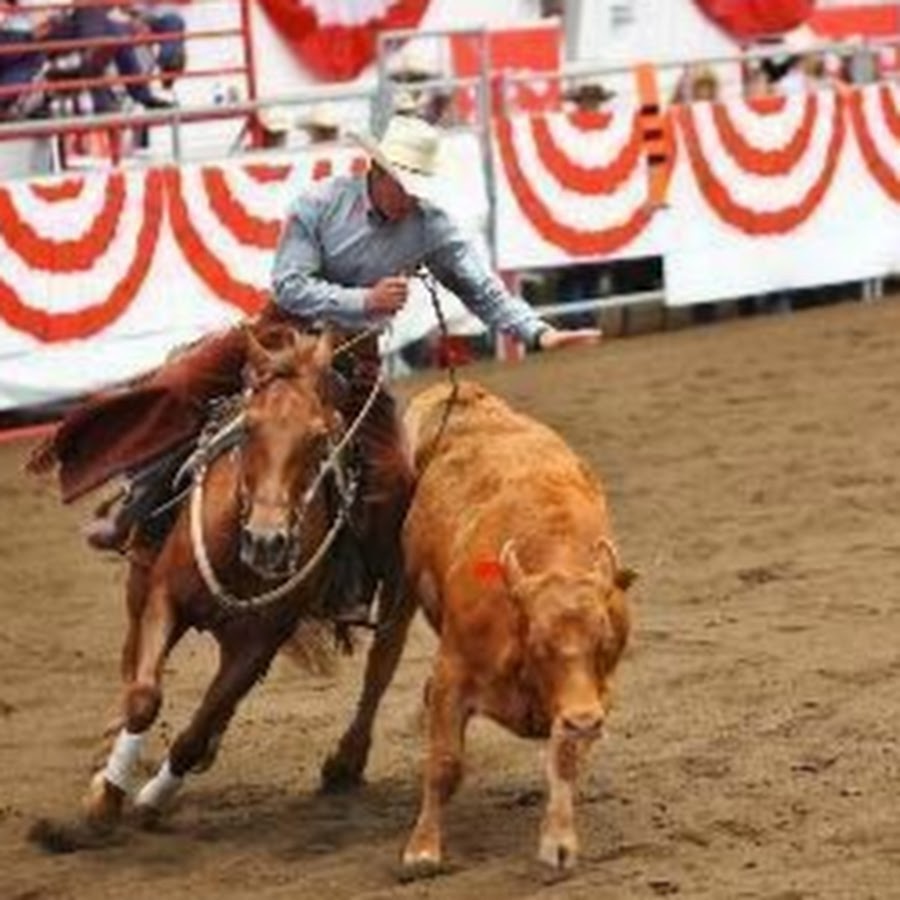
left=189, top=368, right=384, bottom=615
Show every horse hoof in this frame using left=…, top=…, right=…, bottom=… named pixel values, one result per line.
left=82, top=773, right=125, bottom=826
left=134, top=804, right=167, bottom=832
left=319, top=754, right=364, bottom=793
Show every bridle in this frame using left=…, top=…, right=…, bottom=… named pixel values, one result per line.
left=189, top=336, right=385, bottom=615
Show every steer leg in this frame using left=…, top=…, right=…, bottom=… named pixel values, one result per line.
left=402, top=656, right=469, bottom=874
left=322, top=577, right=417, bottom=791
left=85, top=582, right=183, bottom=828
left=133, top=633, right=280, bottom=823
left=537, top=731, right=595, bottom=870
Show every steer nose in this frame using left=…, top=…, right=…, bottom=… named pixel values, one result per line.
left=560, top=709, right=605, bottom=737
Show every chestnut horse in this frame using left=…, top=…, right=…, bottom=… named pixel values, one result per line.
left=81, top=326, right=416, bottom=831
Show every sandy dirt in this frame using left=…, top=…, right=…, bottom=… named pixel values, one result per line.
left=2, top=299, right=900, bottom=900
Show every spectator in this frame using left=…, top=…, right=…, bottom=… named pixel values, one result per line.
left=298, top=101, right=340, bottom=145
left=0, top=0, right=51, bottom=119
left=47, top=4, right=176, bottom=114
left=256, top=105, right=292, bottom=149
left=130, top=4, right=186, bottom=91
left=744, top=62, right=774, bottom=99
left=840, top=34, right=880, bottom=86
left=672, top=65, right=719, bottom=104
left=388, top=43, right=453, bottom=126
left=562, top=80, right=616, bottom=111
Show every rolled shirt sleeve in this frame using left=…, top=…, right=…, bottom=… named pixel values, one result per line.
left=271, top=195, right=370, bottom=329
left=423, top=210, right=549, bottom=348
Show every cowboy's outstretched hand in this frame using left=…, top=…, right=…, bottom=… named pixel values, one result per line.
left=537, top=326, right=602, bottom=351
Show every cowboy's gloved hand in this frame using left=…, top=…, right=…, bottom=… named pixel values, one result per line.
left=537, top=326, right=602, bottom=351
left=366, top=276, right=409, bottom=316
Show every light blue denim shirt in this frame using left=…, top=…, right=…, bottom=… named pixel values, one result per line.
left=271, top=174, right=548, bottom=347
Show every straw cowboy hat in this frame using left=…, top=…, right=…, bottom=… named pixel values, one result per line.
left=389, top=43, right=440, bottom=81
left=302, top=101, right=340, bottom=132
left=257, top=105, right=292, bottom=135
left=351, top=114, right=441, bottom=200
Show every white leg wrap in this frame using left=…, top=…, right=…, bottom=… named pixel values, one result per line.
left=135, top=758, right=183, bottom=810
left=103, top=729, right=145, bottom=795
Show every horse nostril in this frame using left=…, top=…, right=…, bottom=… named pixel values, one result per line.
left=240, top=528, right=255, bottom=564
left=270, top=531, right=287, bottom=561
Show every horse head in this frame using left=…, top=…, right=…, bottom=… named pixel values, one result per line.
left=238, top=325, right=338, bottom=579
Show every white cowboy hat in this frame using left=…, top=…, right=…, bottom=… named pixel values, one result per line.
left=302, top=101, right=340, bottom=131
left=350, top=114, right=442, bottom=201
left=388, top=43, right=440, bottom=79
left=257, top=105, right=292, bottom=135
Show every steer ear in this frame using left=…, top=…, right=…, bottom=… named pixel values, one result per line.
left=499, top=540, right=527, bottom=596
left=594, top=537, right=638, bottom=592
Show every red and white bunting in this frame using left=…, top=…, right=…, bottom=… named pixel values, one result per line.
left=676, top=90, right=846, bottom=235
left=0, top=170, right=163, bottom=343
left=492, top=106, right=670, bottom=268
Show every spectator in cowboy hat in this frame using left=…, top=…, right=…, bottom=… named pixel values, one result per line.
left=388, top=42, right=453, bottom=125
left=257, top=105, right=292, bottom=149
left=563, top=80, right=616, bottom=111
left=73, top=113, right=601, bottom=628
left=298, top=101, right=341, bottom=144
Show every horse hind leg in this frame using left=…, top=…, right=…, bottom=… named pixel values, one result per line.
left=134, top=634, right=280, bottom=823
left=321, top=575, right=417, bottom=792
left=84, top=581, right=183, bottom=829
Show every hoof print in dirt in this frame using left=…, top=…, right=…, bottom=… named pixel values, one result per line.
left=27, top=816, right=123, bottom=854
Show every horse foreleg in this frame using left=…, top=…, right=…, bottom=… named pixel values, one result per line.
left=134, top=635, right=279, bottom=819
left=85, top=583, right=182, bottom=827
left=321, top=578, right=417, bottom=792
left=92, top=552, right=157, bottom=771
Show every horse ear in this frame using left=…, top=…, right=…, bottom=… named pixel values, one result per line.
left=310, top=330, right=334, bottom=371
left=245, top=327, right=272, bottom=375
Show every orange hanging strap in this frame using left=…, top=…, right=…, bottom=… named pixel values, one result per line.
left=635, top=62, right=671, bottom=210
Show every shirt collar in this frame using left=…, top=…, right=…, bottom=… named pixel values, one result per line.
left=355, top=173, right=388, bottom=225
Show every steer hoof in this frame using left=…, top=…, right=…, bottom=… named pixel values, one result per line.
left=398, top=852, right=446, bottom=883
left=538, top=832, right=578, bottom=871
left=319, top=753, right=364, bottom=793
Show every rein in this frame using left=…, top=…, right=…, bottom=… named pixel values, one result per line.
left=413, top=266, right=459, bottom=467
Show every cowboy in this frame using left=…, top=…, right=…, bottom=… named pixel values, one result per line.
left=33, top=115, right=600, bottom=623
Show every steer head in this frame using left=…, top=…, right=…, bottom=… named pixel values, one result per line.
left=500, top=539, right=634, bottom=740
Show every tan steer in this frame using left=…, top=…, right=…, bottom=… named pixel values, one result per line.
left=401, top=381, right=634, bottom=874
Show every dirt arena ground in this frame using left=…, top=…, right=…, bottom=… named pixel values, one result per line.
left=2, top=299, right=899, bottom=900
